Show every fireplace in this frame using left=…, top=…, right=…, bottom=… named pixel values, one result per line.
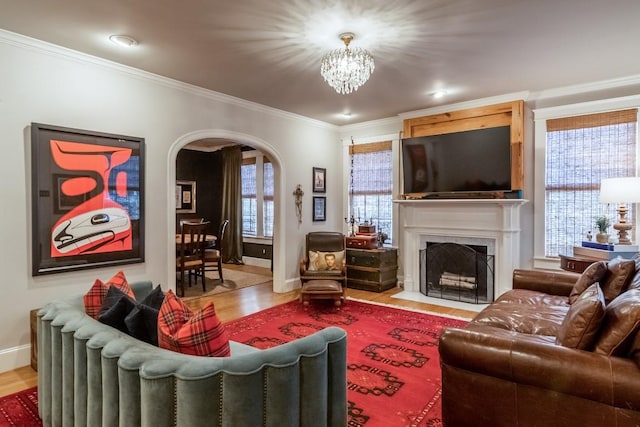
left=393, top=199, right=527, bottom=308
left=420, top=240, right=495, bottom=304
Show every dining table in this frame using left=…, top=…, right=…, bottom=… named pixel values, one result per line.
left=175, top=234, right=217, bottom=246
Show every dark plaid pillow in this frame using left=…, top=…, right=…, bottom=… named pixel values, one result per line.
left=157, top=290, right=230, bottom=357
left=83, top=271, right=135, bottom=319
left=125, top=285, right=165, bottom=345
left=98, top=286, right=137, bottom=333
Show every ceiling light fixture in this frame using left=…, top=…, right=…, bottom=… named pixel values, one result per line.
left=109, top=35, right=139, bottom=48
left=320, top=33, right=374, bottom=95
left=431, top=90, right=447, bottom=99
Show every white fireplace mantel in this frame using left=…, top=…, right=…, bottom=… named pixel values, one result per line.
left=394, top=198, right=528, bottom=304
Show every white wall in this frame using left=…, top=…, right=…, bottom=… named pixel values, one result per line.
left=0, top=32, right=342, bottom=372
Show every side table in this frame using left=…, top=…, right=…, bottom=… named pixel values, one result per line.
left=559, top=254, right=597, bottom=273
left=346, top=247, right=398, bottom=292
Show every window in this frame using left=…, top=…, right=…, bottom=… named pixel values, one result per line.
left=349, top=141, right=393, bottom=241
left=263, top=160, right=274, bottom=237
left=544, top=109, right=637, bottom=257
left=241, top=153, right=273, bottom=238
left=241, top=160, right=257, bottom=236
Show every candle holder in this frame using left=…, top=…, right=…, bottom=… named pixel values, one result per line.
left=344, top=214, right=359, bottom=237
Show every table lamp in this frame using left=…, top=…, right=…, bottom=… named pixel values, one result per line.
left=599, top=177, right=640, bottom=244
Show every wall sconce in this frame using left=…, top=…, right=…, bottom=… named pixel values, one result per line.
left=599, top=177, right=640, bottom=244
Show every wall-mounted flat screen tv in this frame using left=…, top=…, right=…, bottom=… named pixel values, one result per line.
left=402, top=126, right=511, bottom=195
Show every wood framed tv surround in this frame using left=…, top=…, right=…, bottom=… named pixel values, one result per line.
left=402, top=100, right=524, bottom=199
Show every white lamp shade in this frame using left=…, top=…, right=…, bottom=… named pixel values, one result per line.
left=600, top=177, right=640, bottom=203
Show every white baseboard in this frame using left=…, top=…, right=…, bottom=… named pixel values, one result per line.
left=282, top=277, right=301, bottom=293
left=0, top=344, right=31, bottom=374
left=241, top=256, right=271, bottom=269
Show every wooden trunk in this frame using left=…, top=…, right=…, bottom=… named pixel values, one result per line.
left=346, top=248, right=398, bottom=292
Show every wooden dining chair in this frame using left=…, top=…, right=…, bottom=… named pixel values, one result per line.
left=203, top=219, right=229, bottom=283
left=176, top=221, right=209, bottom=296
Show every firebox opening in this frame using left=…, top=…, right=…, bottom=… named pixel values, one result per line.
left=420, top=242, right=495, bottom=304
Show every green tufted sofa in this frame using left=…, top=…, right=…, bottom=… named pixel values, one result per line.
left=37, top=281, right=348, bottom=426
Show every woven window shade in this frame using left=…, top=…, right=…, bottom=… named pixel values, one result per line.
left=263, top=162, right=274, bottom=237
left=545, top=109, right=638, bottom=257
left=349, top=141, right=393, bottom=238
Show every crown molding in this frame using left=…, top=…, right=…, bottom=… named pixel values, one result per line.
left=398, top=91, right=531, bottom=120
left=0, top=29, right=337, bottom=131
left=338, top=116, right=401, bottom=133
left=529, top=74, right=640, bottom=101
left=532, top=93, right=640, bottom=120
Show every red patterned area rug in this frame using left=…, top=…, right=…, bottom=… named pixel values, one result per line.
left=0, top=386, right=40, bottom=426
left=224, top=299, right=467, bottom=427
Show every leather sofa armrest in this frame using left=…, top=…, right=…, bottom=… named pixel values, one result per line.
left=512, top=268, right=580, bottom=296
left=439, top=325, right=640, bottom=410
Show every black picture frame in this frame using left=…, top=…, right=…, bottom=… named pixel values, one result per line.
left=175, top=180, right=196, bottom=213
left=313, top=196, right=326, bottom=222
left=312, top=167, right=326, bottom=193
left=31, top=123, right=145, bottom=276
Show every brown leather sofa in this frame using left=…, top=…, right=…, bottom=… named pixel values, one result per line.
left=439, top=257, right=640, bottom=427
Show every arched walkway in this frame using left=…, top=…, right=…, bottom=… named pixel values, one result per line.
left=167, top=129, right=287, bottom=293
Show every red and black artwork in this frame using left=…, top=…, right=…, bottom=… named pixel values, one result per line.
left=31, top=123, right=145, bottom=275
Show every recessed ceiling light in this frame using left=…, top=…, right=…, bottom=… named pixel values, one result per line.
left=431, top=90, right=447, bottom=99
left=109, top=35, right=138, bottom=48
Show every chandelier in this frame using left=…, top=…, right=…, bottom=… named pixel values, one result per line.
left=320, top=33, right=375, bottom=95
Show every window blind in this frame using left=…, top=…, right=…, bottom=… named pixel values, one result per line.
left=241, top=163, right=257, bottom=236
left=263, top=161, right=274, bottom=237
left=545, top=109, right=637, bottom=256
left=349, top=141, right=393, bottom=240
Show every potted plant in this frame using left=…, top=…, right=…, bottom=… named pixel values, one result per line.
left=595, top=215, right=611, bottom=243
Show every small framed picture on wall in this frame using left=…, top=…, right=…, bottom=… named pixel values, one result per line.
left=312, top=167, right=326, bottom=193
left=313, top=196, right=326, bottom=222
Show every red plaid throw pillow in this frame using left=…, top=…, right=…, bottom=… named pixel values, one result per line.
left=157, top=290, right=230, bottom=357
left=83, top=271, right=135, bottom=319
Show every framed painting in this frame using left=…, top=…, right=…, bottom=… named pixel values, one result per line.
left=175, top=180, right=196, bottom=213
left=312, top=167, right=326, bottom=193
left=31, top=123, right=145, bottom=275
left=313, top=196, right=326, bottom=222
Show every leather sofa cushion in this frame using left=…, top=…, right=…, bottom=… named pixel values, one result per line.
left=624, top=254, right=640, bottom=291
left=594, top=288, right=640, bottom=356
left=601, top=258, right=636, bottom=304
left=496, top=289, right=569, bottom=307
left=568, top=261, right=608, bottom=304
left=556, top=283, right=606, bottom=350
left=472, top=302, right=568, bottom=336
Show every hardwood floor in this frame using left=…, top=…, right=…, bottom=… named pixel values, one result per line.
left=0, top=266, right=476, bottom=398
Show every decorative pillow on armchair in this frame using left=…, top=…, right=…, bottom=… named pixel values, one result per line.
left=568, top=261, right=608, bottom=304
left=84, top=271, right=135, bottom=319
left=308, top=250, right=345, bottom=272
left=556, top=283, right=606, bottom=350
left=158, top=290, right=230, bottom=357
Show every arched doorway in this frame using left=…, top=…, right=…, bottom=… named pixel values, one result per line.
left=167, top=129, right=286, bottom=293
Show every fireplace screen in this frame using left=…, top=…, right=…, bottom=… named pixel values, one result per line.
left=420, top=242, right=495, bottom=304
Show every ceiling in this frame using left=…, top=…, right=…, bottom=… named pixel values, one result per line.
left=1, top=0, right=639, bottom=125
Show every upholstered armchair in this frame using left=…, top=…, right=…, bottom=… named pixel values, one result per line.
left=299, top=232, right=347, bottom=308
